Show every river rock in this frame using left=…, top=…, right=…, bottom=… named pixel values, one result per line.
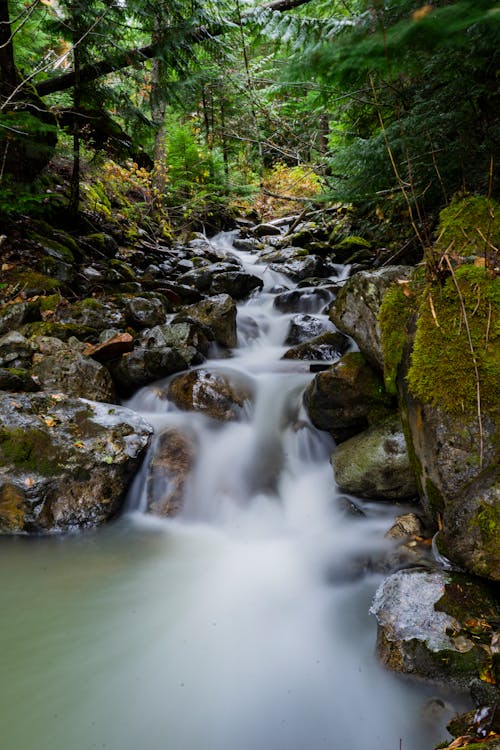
left=123, top=294, right=168, bottom=329
left=167, top=368, right=253, bottom=421
left=0, top=367, right=39, bottom=392
left=251, top=222, right=283, bottom=238
left=210, top=270, right=263, bottom=299
left=329, top=266, right=411, bottom=371
left=274, top=287, right=333, bottom=314
left=146, top=427, right=197, bottom=517
left=285, top=314, right=335, bottom=345
left=0, top=301, right=40, bottom=336
left=332, top=416, right=417, bottom=500
left=282, top=331, right=350, bottom=362
left=177, top=294, right=237, bottom=348
left=303, top=352, right=393, bottom=443
left=270, top=254, right=325, bottom=281
left=140, top=322, right=210, bottom=357
left=370, top=569, right=500, bottom=692
left=0, top=392, right=152, bottom=533
left=111, top=346, right=194, bottom=394
left=55, top=297, right=126, bottom=334
left=31, top=345, right=116, bottom=402
left=0, top=331, right=33, bottom=369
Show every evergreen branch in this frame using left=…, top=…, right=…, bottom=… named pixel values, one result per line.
left=35, top=0, right=315, bottom=97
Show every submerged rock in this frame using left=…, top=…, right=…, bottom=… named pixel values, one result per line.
left=146, top=427, right=197, bottom=517
left=370, top=568, right=500, bottom=692
left=332, top=416, right=417, bottom=500
left=0, top=392, right=152, bottom=533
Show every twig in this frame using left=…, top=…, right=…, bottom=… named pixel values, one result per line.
left=443, top=253, right=484, bottom=467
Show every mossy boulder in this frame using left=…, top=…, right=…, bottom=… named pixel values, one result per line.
left=0, top=392, right=152, bottom=534
left=370, top=569, right=500, bottom=693
left=0, top=367, right=39, bottom=392
left=54, top=297, right=126, bottom=334
left=432, top=194, right=500, bottom=263
left=329, top=266, right=412, bottom=371
left=332, top=416, right=418, bottom=500
left=303, top=352, right=393, bottom=443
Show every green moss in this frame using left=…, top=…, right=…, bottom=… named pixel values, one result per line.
left=407, top=266, right=500, bottom=415
left=28, top=233, right=74, bottom=263
left=22, top=321, right=97, bottom=342
left=11, top=269, right=61, bottom=294
left=435, top=573, right=499, bottom=627
left=379, top=284, right=416, bottom=394
left=0, top=427, right=62, bottom=476
left=476, top=501, right=500, bottom=548
left=336, top=235, right=371, bottom=249
left=434, top=194, right=500, bottom=258
left=39, top=294, right=63, bottom=312
left=425, top=478, right=445, bottom=516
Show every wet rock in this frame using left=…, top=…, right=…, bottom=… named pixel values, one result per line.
left=54, top=297, right=126, bottom=333
left=84, top=332, right=134, bottom=363
left=0, top=367, right=40, bottom=392
left=329, top=266, right=411, bottom=371
left=0, top=392, right=152, bottom=533
left=303, top=352, right=393, bottom=443
left=0, top=301, right=40, bottom=336
left=124, top=295, right=168, bottom=329
left=31, top=345, right=116, bottom=402
left=140, top=321, right=210, bottom=357
left=111, top=346, right=193, bottom=395
left=385, top=512, right=425, bottom=540
left=270, top=255, right=325, bottom=281
left=210, top=270, right=263, bottom=299
left=370, top=568, right=500, bottom=690
left=146, top=427, right=197, bottom=517
left=285, top=314, right=335, bottom=345
left=259, top=246, right=308, bottom=264
left=167, top=368, right=253, bottom=421
left=282, top=331, right=350, bottom=362
left=332, top=416, right=418, bottom=500
left=251, top=222, right=283, bottom=238
left=274, top=287, right=333, bottom=314
left=178, top=294, right=237, bottom=348
left=0, top=331, right=33, bottom=369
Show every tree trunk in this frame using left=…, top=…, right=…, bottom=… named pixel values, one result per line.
left=150, top=12, right=169, bottom=214
left=68, top=6, right=81, bottom=216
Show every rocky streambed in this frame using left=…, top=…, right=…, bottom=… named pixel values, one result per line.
left=0, top=205, right=498, bottom=748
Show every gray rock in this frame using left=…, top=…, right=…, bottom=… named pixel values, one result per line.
left=124, top=295, right=167, bottom=329
left=332, top=416, right=417, bottom=500
left=31, top=346, right=116, bottom=402
left=282, top=331, right=350, bottom=362
left=285, top=314, right=335, bottom=345
left=111, top=346, right=195, bottom=394
left=274, top=287, right=333, bottom=314
left=303, top=352, right=392, bottom=443
left=370, top=569, right=500, bottom=691
left=140, top=321, right=210, bottom=357
left=329, top=266, right=411, bottom=371
left=252, top=222, right=283, bottom=238
left=210, top=270, right=263, bottom=299
left=0, top=331, right=33, bottom=369
left=270, top=255, right=325, bottom=281
left=55, top=297, right=126, bottom=332
left=0, top=301, right=40, bottom=336
left=0, top=392, right=152, bottom=533
left=178, top=294, right=237, bottom=348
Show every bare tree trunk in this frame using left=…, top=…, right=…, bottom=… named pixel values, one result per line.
left=69, top=5, right=81, bottom=216
left=150, top=13, right=169, bottom=213
left=0, top=0, right=18, bottom=99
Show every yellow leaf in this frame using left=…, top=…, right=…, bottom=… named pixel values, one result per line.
left=412, top=5, right=433, bottom=21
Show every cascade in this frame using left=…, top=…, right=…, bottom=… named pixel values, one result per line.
left=0, top=231, right=460, bottom=750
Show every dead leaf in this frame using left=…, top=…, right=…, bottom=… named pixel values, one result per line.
left=412, top=5, right=433, bottom=21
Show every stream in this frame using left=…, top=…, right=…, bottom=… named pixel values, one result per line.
left=0, top=232, right=459, bottom=749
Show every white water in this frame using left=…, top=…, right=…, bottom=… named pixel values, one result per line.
left=0, top=232, right=459, bottom=750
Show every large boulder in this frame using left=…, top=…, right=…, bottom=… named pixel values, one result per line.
left=370, top=568, right=500, bottom=694
left=303, top=352, right=393, bottom=443
left=54, top=297, right=126, bottom=334
left=329, top=266, right=411, bottom=371
left=110, top=346, right=193, bottom=395
left=332, top=416, right=418, bottom=500
left=167, top=368, right=254, bottom=421
left=0, top=392, right=152, bottom=533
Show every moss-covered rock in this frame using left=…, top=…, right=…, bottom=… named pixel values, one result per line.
left=370, top=569, right=500, bottom=693
left=0, top=392, right=152, bottom=534
left=432, top=194, right=500, bottom=261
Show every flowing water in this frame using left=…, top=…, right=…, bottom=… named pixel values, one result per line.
left=0, top=233, right=460, bottom=749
